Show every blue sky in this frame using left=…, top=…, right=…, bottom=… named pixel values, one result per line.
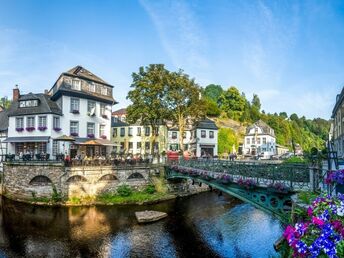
left=1, top=0, right=344, bottom=119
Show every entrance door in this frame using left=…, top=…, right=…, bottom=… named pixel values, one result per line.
left=201, top=148, right=214, bottom=157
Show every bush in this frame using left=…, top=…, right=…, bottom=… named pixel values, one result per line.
left=117, top=184, right=132, bottom=197
left=283, top=156, right=306, bottom=164
left=51, top=185, right=62, bottom=203
left=145, top=184, right=156, bottom=194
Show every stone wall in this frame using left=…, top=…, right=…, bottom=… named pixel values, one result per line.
left=2, top=163, right=161, bottom=201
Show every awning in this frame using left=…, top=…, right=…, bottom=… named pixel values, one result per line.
left=2, top=136, right=50, bottom=143
left=75, top=138, right=120, bottom=146
left=53, top=135, right=75, bottom=142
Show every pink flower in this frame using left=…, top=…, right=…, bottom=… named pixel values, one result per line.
left=307, top=207, right=313, bottom=217
left=312, top=216, right=325, bottom=226
left=331, top=220, right=343, bottom=231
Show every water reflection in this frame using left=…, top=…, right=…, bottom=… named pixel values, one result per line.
left=0, top=192, right=283, bottom=257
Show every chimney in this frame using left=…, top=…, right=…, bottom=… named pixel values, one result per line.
left=13, top=84, right=20, bottom=101
left=44, top=89, right=48, bottom=95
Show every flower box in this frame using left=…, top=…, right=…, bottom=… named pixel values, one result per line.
left=70, top=132, right=79, bottom=137
left=53, top=127, right=61, bottom=132
left=267, top=182, right=290, bottom=194
left=26, top=127, right=35, bottom=132
left=87, top=133, right=95, bottom=138
left=71, top=110, right=80, bottom=114
left=237, top=178, right=258, bottom=190
left=100, top=135, right=107, bottom=139
left=38, top=126, right=47, bottom=131
left=16, top=128, right=24, bottom=132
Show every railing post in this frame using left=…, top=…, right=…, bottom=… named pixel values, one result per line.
left=309, top=167, right=315, bottom=192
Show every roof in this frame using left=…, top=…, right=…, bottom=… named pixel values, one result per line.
left=332, top=87, right=344, bottom=118
left=112, top=108, right=127, bottom=116
left=246, top=120, right=275, bottom=137
left=195, top=118, right=218, bottom=130
left=0, top=110, right=9, bottom=132
left=64, top=65, right=111, bottom=86
left=3, top=136, right=50, bottom=143
left=7, top=93, right=62, bottom=117
left=111, top=116, right=129, bottom=127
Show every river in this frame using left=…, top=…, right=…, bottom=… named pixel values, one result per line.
left=0, top=192, right=284, bottom=258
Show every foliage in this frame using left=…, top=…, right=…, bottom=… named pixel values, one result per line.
left=283, top=194, right=344, bottom=257
left=69, top=197, right=81, bottom=204
left=204, top=98, right=221, bottom=117
left=325, top=169, right=344, bottom=185
left=0, top=96, right=11, bottom=109
left=218, top=128, right=238, bottom=154
left=283, top=156, right=306, bottom=164
left=97, top=191, right=169, bottom=204
left=117, top=184, right=133, bottom=197
left=203, top=84, right=223, bottom=103
left=298, top=191, right=319, bottom=205
left=218, top=86, right=246, bottom=120
left=51, top=184, right=63, bottom=203
left=145, top=184, right=156, bottom=194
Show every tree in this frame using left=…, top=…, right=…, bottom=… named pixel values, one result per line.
left=251, top=94, right=261, bottom=111
left=204, top=84, right=223, bottom=103
left=204, top=98, right=221, bottom=117
left=0, top=97, right=11, bottom=109
left=218, top=86, right=246, bottom=120
left=218, top=128, right=238, bottom=154
left=290, top=113, right=299, bottom=121
left=279, top=112, right=288, bottom=119
left=166, top=69, right=205, bottom=151
left=126, top=64, right=170, bottom=155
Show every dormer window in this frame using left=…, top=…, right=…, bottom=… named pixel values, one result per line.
left=19, top=100, right=38, bottom=108
left=89, top=82, right=95, bottom=92
left=101, top=86, right=108, bottom=95
left=71, top=80, right=81, bottom=90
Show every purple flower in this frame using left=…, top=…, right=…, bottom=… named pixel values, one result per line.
left=16, top=128, right=24, bottom=132
left=38, top=126, right=47, bottom=131
left=26, top=127, right=35, bottom=132
left=53, top=127, right=61, bottom=132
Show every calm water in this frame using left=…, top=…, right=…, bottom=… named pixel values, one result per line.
left=0, top=192, right=283, bottom=258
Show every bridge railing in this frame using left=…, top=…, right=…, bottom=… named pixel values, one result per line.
left=169, top=159, right=326, bottom=192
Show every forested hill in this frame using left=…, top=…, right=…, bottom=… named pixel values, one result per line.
left=203, top=84, right=331, bottom=153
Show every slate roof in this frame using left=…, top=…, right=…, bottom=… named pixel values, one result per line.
left=246, top=120, right=275, bottom=137
left=195, top=118, right=218, bottom=130
left=0, top=110, right=9, bottom=132
left=7, top=93, right=62, bottom=117
left=65, top=66, right=111, bottom=86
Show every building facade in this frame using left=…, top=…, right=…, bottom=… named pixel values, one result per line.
left=0, top=108, right=8, bottom=169
left=243, top=120, right=276, bottom=159
left=332, top=89, right=344, bottom=157
left=4, top=66, right=116, bottom=159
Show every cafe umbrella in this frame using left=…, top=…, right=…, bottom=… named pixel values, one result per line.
left=53, top=135, right=75, bottom=158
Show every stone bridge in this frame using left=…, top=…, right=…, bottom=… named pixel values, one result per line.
left=166, top=160, right=325, bottom=222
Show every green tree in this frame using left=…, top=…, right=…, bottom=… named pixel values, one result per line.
left=0, top=97, right=11, bottom=109
left=204, top=98, right=221, bottom=117
left=218, top=128, right=238, bottom=154
left=126, top=64, right=170, bottom=155
left=279, top=112, right=288, bottom=119
left=204, top=84, right=223, bottom=103
left=166, top=69, right=205, bottom=151
left=251, top=94, right=261, bottom=111
left=218, top=86, right=246, bottom=120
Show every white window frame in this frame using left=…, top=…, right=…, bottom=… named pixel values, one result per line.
left=87, top=123, right=95, bottom=135
left=70, top=98, right=80, bottom=112
left=87, top=100, right=96, bottom=113
left=27, top=116, right=35, bottom=128
left=89, top=82, right=95, bottom=92
left=38, top=116, right=47, bottom=127
left=53, top=116, right=60, bottom=129
left=71, top=79, right=81, bottom=90
left=16, top=117, right=24, bottom=128
left=70, top=121, right=79, bottom=135
left=99, top=124, right=105, bottom=137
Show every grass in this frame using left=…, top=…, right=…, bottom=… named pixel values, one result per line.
left=96, top=191, right=171, bottom=205
left=31, top=197, right=51, bottom=203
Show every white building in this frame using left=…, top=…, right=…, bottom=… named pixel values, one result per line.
left=4, top=66, right=116, bottom=159
left=243, top=120, right=276, bottom=159
left=192, top=118, right=218, bottom=157
left=0, top=108, right=8, bottom=169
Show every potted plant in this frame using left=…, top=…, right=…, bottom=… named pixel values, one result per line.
left=325, top=169, right=344, bottom=194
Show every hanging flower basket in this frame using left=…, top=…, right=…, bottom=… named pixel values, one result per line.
left=325, top=170, right=344, bottom=194
left=267, top=182, right=291, bottom=194
left=237, top=178, right=258, bottom=190
left=218, top=174, right=233, bottom=185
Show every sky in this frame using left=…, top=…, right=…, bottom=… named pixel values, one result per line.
left=1, top=0, right=344, bottom=119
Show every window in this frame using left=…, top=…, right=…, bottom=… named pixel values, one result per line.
left=252, top=138, right=255, bottom=144
left=70, top=121, right=79, bottom=135
left=257, top=138, right=261, bottom=144
left=112, top=128, right=117, bottom=137
left=128, top=127, right=133, bottom=136
left=145, top=127, right=150, bottom=136
left=38, top=116, right=47, bottom=127
left=145, top=142, right=150, bottom=150
left=71, top=80, right=81, bottom=90
left=137, top=127, right=141, bottom=136
left=16, top=117, right=24, bottom=129
left=154, top=127, right=159, bottom=136
left=38, top=142, right=47, bottom=153
left=137, top=142, right=141, bottom=149
left=172, top=132, right=177, bottom=139
left=129, top=142, right=133, bottom=150
left=27, top=117, right=35, bottom=128
left=201, top=130, right=206, bottom=138
left=87, top=123, right=95, bottom=136
left=89, top=82, right=95, bottom=92
left=70, top=98, right=80, bottom=112
left=154, top=142, right=159, bottom=152
left=120, top=128, right=125, bottom=137
left=53, top=117, right=60, bottom=129
left=99, top=125, right=105, bottom=137
left=52, top=141, right=60, bottom=155
left=209, top=131, right=214, bottom=139
left=246, top=138, right=250, bottom=144
left=19, top=100, right=38, bottom=108
left=101, top=86, right=108, bottom=95
left=263, top=137, right=267, bottom=144
left=100, top=103, right=106, bottom=116
left=87, top=101, right=96, bottom=113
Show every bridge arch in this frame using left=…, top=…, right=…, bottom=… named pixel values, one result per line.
left=98, top=174, right=118, bottom=182
left=29, top=175, right=52, bottom=186
left=128, top=172, right=144, bottom=180
left=67, top=175, right=87, bottom=183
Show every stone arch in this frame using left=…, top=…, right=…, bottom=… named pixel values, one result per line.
left=128, top=172, right=144, bottom=180
left=29, top=175, right=52, bottom=186
left=99, top=174, right=118, bottom=181
left=66, top=175, right=87, bottom=183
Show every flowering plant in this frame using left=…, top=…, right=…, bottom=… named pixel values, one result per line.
left=26, top=127, right=35, bottom=132
left=70, top=132, right=79, bottom=137
left=267, top=182, right=290, bottom=193
left=326, top=170, right=344, bottom=185
left=71, top=110, right=80, bottom=114
left=16, top=128, right=24, bottom=132
left=53, top=127, right=61, bottom=132
left=284, top=194, right=344, bottom=257
left=237, top=178, right=257, bottom=189
left=218, top=174, right=233, bottom=185
left=200, top=172, right=213, bottom=181
left=87, top=133, right=95, bottom=138
left=38, top=126, right=47, bottom=131
left=100, top=135, right=107, bottom=139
